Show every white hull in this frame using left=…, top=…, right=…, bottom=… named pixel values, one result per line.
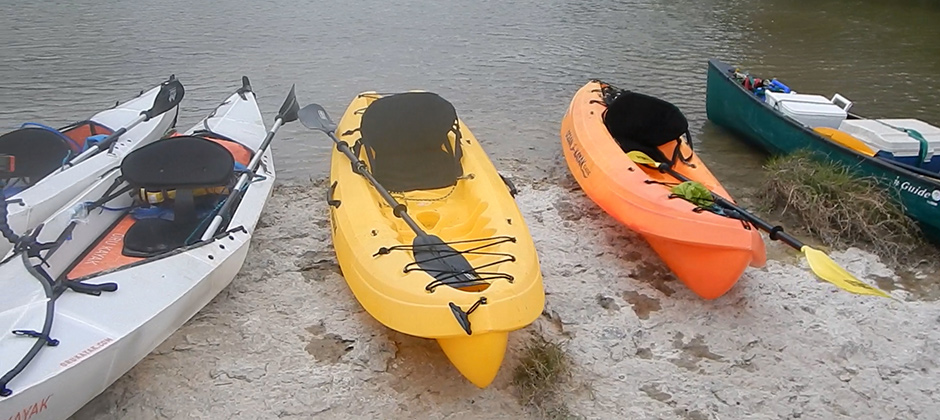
left=1, top=83, right=179, bottom=257
left=0, top=84, right=274, bottom=420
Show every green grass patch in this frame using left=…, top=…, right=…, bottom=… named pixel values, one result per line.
left=512, top=335, right=578, bottom=419
left=759, top=150, right=927, bottom=266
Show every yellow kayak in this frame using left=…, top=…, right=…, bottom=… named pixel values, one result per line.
left=326, top=91, right=544, bottom=388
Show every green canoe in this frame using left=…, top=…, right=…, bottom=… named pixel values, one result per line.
left=705, top=58, right=940, bottom=243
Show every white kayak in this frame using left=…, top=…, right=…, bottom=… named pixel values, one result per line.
left=0, top=77, right=297, bottom=420
left=0, top=76, right=183, bottom=257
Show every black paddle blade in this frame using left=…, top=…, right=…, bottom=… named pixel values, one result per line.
left=413, top=234, right=482, bottom=290
left=142, top=75, right=184, bottom=120
left=277, top=84, right=300, bottom=123
left=236, top=76, right=252, bottom=99
left=298, top=103, right=337, bottom=133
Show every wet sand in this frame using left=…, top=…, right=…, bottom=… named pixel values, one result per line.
left=72, top=173, right=940, bottom=420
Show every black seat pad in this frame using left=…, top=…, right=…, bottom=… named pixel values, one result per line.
left=603, top=91, right=689, bottom=162
left=122, top=218, right=206, bottom=257
left=360, top=92, right=461, bottom=192
left=0, top=127, right=74, bottom=180
left=121, top=136, right=234, bottom=189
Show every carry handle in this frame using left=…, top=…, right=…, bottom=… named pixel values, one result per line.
left=831, top=93, right=853, bottom=112
left=327, top=181, right=341, bottom=208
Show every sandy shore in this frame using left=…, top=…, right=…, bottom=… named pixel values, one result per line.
left=71, top=173, right=940, bottom=420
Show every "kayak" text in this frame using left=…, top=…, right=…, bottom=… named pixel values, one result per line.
left=6, top=395, right=50, bottom=420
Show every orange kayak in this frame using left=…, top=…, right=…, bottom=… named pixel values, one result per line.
left=560, top=80, right=766, bottom=299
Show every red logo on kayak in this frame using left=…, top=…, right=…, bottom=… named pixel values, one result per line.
left=6, top=395, right=50, bottom=420
left=60, top=337, right=114, bottom=368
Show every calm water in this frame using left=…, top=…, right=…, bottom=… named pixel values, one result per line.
left=1, top=0, right=938, bottom=189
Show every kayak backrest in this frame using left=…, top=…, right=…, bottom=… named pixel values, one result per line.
left=603, top=91, right=689, bottom=162
left=122, top=136, right=235, bottom=190
left=0, top=127, right=74, bottom=182
left=359, top=92, right=463, bottom=192
left=119, top=136, right=235, bottom=258
left=183, top=130, right=254, bottom=167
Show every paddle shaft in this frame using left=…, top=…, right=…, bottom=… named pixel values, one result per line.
left=199, top=118, right=284, bottom=241
left=657, top=163, right=807, bottom=250
left=67, top=114, right=148, bottom=166
left=327, top=131, right=427, bottom=236
left=68, top=75, right=183, bottom=167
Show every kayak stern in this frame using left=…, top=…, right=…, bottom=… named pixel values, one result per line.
left=437, top=331, right=509, bottom=388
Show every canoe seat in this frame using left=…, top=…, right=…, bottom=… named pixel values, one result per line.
left=120, top=136, right=235, bottom=257
left=603, top=91, right=689, bottom=164
left=0, top=127, right=74, bottom=182
left=359, top=92, right=464, bottom=192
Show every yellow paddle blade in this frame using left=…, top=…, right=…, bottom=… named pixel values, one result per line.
left=800, top=246, right=892, bottom=298
left=813, top=127, right=876, bottom=157
left=626, top=150, right=662, bottom=167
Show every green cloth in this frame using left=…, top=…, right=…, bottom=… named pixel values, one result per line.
left=875, top=120, right=930, bottom=167
left=671, top=181, right=715, bottom=208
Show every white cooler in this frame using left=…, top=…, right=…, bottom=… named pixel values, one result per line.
left=839, top=118, right=940, bottom=171
left=765, top=91, right=850, bottom=129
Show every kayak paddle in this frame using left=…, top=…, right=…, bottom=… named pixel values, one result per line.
left=813, top=127, right=876, bottom=157
left=67, top=75, right=185, bottom=167
left=626, top=150, right=893, bottom=299
left=297, top=102, right=483, bottom=290
left=199, top=81, right=299, bottom=241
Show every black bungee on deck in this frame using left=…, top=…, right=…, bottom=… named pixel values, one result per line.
left=359, top=92, right=464, bottom=192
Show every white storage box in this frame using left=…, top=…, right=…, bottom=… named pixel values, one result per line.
left=765, top=91, right=848, bottom=129
left=839, top=118, right=940, bottom=170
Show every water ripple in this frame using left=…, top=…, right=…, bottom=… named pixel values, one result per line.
left=0, top=0, right=937, bottom=184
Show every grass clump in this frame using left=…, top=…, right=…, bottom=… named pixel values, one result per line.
left=759, top=150, right=927, bottom=265
left=512, top=335, right=578, bottom=419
